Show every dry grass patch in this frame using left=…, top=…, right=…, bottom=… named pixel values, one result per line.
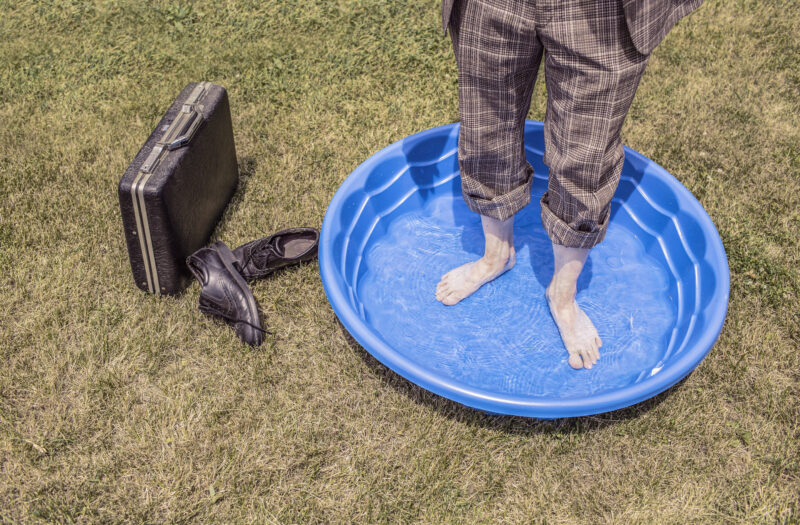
left=1, top=0, right=798, bottom=523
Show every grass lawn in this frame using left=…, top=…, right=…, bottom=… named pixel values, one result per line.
left=1, top=0, right=799, bottom=522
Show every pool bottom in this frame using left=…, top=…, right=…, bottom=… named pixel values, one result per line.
left=354, top=192, right=677, bottom=400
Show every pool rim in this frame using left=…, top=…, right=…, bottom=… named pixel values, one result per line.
left=319, top=121, right=730, bottom=418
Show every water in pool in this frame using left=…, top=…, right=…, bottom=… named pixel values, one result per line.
left=355, top=191, right=676, bottom=399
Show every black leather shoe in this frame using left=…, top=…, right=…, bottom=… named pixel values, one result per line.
left=186, top=241, right=265, bottom=346
left=231, top=227, right=319, bottom=281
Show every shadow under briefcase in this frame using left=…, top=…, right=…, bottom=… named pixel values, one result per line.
left=119, top=81, right=238, bottom=295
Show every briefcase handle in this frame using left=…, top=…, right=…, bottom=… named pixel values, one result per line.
left=140, top=82, right=210, bottom=173
left=165, top=109, right=203, bottom=150
left=162, top=81, right=209, bottom=150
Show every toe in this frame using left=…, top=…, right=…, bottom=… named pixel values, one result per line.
left=595, top=336, right=603, bottom=348
left=568, top=354, right=583, bottom=369
left=442, top=293, right=461, bottom=306
left=586, top=343, right=596, bottom=363
left=581, top=347, right=593, bottom=369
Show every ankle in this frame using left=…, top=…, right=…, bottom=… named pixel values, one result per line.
left=546, top=282, right=575, bottom=306
left=483, top=246, right=512, bottom=267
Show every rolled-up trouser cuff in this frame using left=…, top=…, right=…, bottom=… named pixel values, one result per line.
left=540, top=191, right=610, bottom=249
left=461, top=164, right=533, bottom=222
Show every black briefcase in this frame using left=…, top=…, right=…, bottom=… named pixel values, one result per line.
left=118, top=81, right=238, bottom=295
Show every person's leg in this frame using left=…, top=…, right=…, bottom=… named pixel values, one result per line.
left=437, top=0, right=543, bottom=305
left=537, top=0, right=650, bottom=368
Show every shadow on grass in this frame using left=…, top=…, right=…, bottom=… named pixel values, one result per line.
left=336, top=318, right=687, bottom=435
left=214, top=155, right=258, bottom=233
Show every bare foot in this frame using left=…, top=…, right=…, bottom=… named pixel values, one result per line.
left=546, top=286, right=602, bottom=369
left=436, top=214, right=516, bottom=306
left=436, top=249, right=515, bottom=305
left=547, top=243, right=603, bottom=369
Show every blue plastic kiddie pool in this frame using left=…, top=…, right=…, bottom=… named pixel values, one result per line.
left=320, top=121, right=729, bottom=418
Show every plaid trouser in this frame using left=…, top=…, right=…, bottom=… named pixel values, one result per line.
left=450, top=0, right=650, bottom=248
